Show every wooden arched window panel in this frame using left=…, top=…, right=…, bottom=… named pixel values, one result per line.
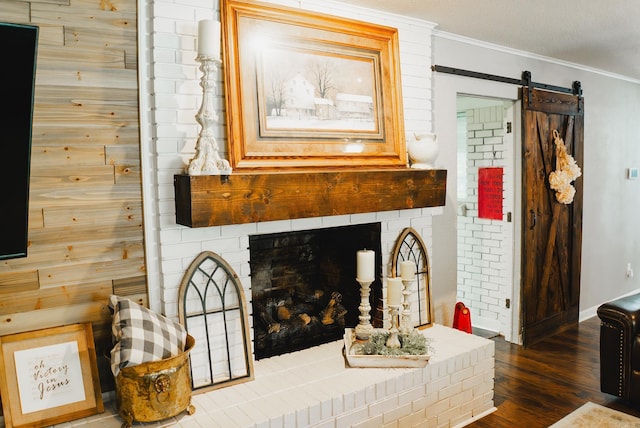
left=391, top=227, right=434, bottom=328
left=178, top=251, right=254, bottom=392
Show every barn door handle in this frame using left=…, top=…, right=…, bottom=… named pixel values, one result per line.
left=530, top=209, right=536, bottom=229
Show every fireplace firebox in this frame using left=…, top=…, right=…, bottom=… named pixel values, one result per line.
left=249, top=223, right=383, bottom=359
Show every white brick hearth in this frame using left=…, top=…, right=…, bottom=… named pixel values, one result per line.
left=55, top=325, right=494, bottom=428
left=196, top=325, right=495, bottom=428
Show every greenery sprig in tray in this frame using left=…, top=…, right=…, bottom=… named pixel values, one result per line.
left=362, top=330, right=433, bottom=356
left=344, top=328, right=433, bottom=368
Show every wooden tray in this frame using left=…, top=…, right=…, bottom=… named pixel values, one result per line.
left=343, top=328, right=429, bottom=368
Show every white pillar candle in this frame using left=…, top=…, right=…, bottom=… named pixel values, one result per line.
left=400, top=260, right=416, bottom=280
left=387, top=277, right=403, bottom=306
left=356, top=249, right=375, bottom=282
left=197, top=19, right=221, bottom=59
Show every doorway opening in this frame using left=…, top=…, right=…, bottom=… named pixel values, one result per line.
left=455, top=94, right=520, bottom=343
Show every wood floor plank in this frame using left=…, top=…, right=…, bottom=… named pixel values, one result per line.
left=468, top=316, right=640, bottom=427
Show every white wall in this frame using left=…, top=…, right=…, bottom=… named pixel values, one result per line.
left=432, top=33, right=640, bottom=323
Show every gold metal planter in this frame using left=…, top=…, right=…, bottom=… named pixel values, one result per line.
left=114, top=335, right=195, bottom=428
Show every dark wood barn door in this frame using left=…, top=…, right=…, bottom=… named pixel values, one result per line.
left=521, top=88, right=584, bottom=347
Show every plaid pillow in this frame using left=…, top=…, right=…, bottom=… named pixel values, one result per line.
left=109, top=295, right=187, bottom=377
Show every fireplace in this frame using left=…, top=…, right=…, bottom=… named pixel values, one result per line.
left=249, top=223, right=383, bottom=359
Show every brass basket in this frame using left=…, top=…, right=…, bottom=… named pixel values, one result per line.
left=114, top=335, right=195, bottom=428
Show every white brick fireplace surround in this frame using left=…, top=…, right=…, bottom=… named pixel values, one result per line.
left=126, top=0, right=497, bottom=426
left=147, top=0, right=444, bottom=345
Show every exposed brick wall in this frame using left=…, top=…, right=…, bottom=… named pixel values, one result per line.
left=456, top=106, right=511, bottom=332
left=142, top=0, right=441, bottom=366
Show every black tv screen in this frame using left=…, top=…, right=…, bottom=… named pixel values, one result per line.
left=0, top=23, right=38, bottom=260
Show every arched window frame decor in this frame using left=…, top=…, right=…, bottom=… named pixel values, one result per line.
left=391, top=227, right=434, bottom=328
left=178, top=251, right=254, bottom=392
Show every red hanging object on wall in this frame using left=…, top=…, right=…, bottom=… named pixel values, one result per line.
left=453, top=301, right=472, bottom=333
left=478, top=167, right=504, bottom=220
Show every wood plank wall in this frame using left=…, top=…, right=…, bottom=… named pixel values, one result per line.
left=0, top=0, right=144, bottom=392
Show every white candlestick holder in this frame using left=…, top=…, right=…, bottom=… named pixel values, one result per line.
left=386, top=304, right=401, bottom=348
left=400, top=278, right=414, bottom=334
left=187, top=55, right=232, bottom=176
left=355, top=278, right=374, bottom=340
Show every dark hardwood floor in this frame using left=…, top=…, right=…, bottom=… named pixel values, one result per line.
left=468, top=316, right=640, bottom=427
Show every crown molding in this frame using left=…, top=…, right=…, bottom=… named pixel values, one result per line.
left=434, top=30, right=640, bottom=85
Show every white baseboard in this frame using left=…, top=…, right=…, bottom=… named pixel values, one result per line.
left=470, top=315, right=501, bottom=333
left=580, top=289, right=640, bottom=322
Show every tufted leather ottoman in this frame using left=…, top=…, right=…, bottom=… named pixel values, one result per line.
left=597, top=293, right=640, bottom=406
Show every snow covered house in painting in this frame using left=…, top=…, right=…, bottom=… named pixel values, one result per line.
left=283, top=73, right=316, bottom=118
left=314, top=97, right=337, bottom=120
left=335, top=93, right=373, bottom=120
left=273, top=74, right=372, bottom=125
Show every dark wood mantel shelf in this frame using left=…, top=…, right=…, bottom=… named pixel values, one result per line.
left=174, top=169, right=447, bottom=228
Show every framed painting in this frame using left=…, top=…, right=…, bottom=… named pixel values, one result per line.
left=0, top=323, right=103, bottom=428
left=222, top=0, right=407, bottom=170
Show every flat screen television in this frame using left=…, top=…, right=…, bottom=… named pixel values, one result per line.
left=0, top=22, right=38, bottom=260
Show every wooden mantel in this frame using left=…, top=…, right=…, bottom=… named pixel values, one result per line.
left=174, top=169, right=447, bottom=228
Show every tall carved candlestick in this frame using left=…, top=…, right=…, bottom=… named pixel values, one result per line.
left=399, top=260, right=416, bottom=334
left=355, top=249, right=375, bottom=340
left=386, top=305, right=401, bottom=348
left=187, top=55, right=232, bottom=175
left=355, top=278, right=374, bottom=340
left=400, top=278, right=413, bottom=334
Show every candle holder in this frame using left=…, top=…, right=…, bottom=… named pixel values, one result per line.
left=187, top=55, right=232, bottom=176
left=400, top=278, right=414, bottom=334
left=386, top=304, right=401, bottom=348
left=354, top=278, right=374, bottom=340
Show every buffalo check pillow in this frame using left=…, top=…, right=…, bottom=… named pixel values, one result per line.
left=109, top=295, right=187, bottom=377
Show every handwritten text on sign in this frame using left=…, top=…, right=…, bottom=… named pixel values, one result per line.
left=478, top=167, right=503, bottom=220
left=14, top=341, right=86, bottom=414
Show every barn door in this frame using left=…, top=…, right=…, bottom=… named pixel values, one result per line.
left=521, top=87, right=584, bottom=347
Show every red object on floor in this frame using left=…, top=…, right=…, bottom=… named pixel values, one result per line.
left=452, top=302, right=464, bottom=329
left=453, top=301, right=472, bottom=333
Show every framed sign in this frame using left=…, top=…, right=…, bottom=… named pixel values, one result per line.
left=478, top=167, right=504, bottom=220
left=0, top=323, right=103, bottom=428
left=222, top=0, right=406, bottom=170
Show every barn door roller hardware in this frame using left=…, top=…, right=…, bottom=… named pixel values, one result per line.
left=431, top=65, right=582, bottom=112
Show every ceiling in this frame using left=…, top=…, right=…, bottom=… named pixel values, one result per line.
left=337, top=0, right=640, bottom=82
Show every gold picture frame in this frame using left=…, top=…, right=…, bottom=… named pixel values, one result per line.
left=222, top=0, right=406, bottom=170
left=0, top=323, right=103, bottom=428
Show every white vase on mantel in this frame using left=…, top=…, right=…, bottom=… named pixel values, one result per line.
left=407, top=132, right=439, bottom=169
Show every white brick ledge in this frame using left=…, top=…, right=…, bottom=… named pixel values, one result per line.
left=191, top=325, right=495, bottom=427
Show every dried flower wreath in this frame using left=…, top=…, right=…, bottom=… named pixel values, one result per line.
left=548, top=129, right=581, bottom=204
